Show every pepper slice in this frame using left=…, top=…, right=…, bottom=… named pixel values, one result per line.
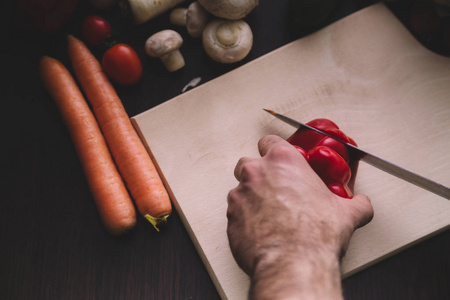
left=287, top=118, right=359, bottom=198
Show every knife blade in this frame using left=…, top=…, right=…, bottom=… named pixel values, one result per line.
left=263, top=109, right=450, bottom=200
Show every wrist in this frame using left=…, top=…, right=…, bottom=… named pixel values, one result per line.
left=250, top=246, right=343, bottom=300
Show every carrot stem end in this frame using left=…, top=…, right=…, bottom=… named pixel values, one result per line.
left=145, top=214, right=169, bottom=232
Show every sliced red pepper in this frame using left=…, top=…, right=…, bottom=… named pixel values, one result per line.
left=287, top=118, right=359, bottom=198
left=308, top=146, right=352, bottom=198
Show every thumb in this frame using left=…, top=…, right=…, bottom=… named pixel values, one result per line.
left=346, top=193, right=374, bottom=229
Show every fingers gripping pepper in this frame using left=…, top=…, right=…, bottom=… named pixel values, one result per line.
left=287, top=119, right=359, bottom=199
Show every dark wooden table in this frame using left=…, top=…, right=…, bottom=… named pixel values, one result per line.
left=1, top=1, right=449, bottom=299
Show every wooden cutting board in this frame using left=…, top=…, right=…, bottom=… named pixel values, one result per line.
left=131, top=3, right=450, bottom=299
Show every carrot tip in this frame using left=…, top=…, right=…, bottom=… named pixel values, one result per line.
left=145, top=214, right=169, bottom=232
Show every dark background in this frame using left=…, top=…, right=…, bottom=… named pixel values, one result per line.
left=1, top=0, right=449, bottom=299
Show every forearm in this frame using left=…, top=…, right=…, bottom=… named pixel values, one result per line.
left=249, top=248, right=343, bottom=300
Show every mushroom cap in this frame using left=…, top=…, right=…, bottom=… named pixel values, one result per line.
left=202, top=19, right=253, bottom=63
left=128, top=0, right=185, bottom=24
left=145, top=30, right=183, bottom=57
left=197, top=0, right=259, bottom=20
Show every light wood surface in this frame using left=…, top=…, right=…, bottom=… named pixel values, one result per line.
left=132, top=3, right=450, bottom=299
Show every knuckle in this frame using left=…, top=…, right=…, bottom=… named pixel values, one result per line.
left=269, top=143, right=295, bottom=159
left=240, top=161, right=260, bottom=179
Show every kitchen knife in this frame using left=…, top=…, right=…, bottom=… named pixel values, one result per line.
left=264, top=109, right=450, bottom=200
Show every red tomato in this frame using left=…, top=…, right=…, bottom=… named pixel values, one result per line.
left=102, top=44, right=143, bottom=86
left=81, top=15, right=112, bottom=46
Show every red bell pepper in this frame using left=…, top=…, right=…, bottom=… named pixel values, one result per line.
left=287, top=118, right=359, bottom=199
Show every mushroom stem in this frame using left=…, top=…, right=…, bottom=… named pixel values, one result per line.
left=161, top=50, right=185, bottom=72
left=216, top=22, right=240, bottom=46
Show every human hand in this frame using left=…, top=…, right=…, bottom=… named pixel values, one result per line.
left=227, top=135, right=373, bottom=299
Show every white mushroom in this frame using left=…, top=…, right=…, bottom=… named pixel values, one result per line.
left=125, top=0, right=186, bottom=24
left=202, top=19, right=253, bottom=63
left=169, top=8, right=188, bottom=26
left=145, top=30, right=185, bottom=72
left=197, top=0, right=258, bottom=20
left=170, top=1, right=209, bottom=37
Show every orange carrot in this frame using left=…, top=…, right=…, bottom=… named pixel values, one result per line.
left=39, top=56, right=136, bottom=235
left=67, top=35, right=172, bottom=231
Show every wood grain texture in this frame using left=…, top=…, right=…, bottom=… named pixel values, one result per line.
left=132, top=3, right=450, bottom=299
